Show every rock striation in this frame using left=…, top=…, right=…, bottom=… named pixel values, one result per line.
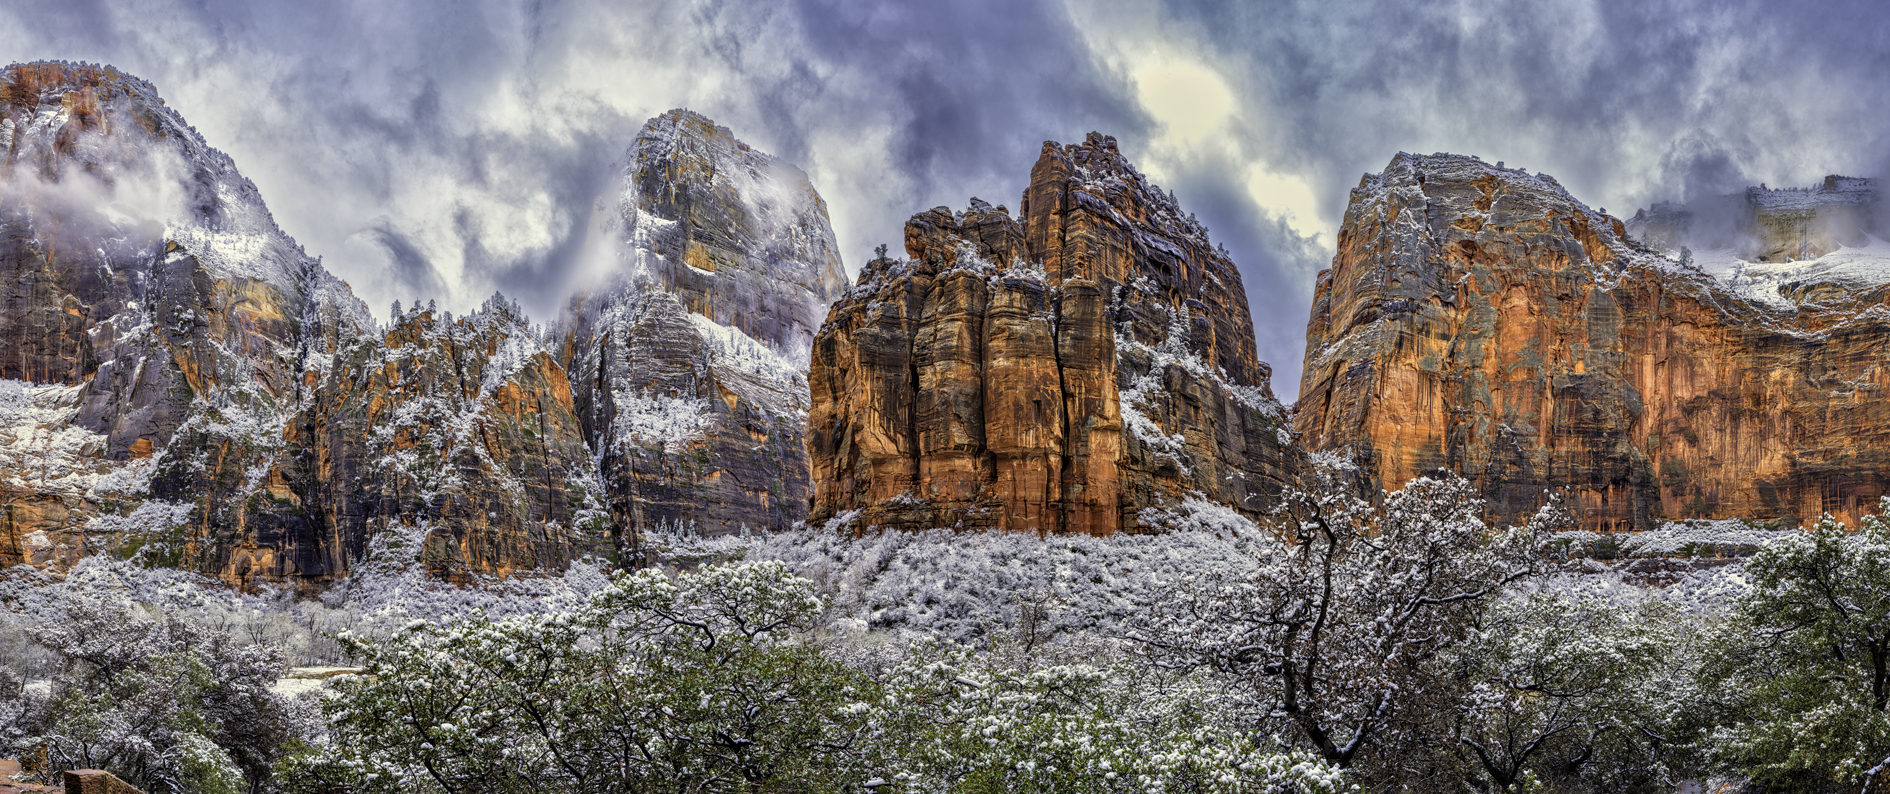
left=266, top=298, right=605, bottom=585
left=807, top=133, right=1298, bottom=535
left=1295, top=152, right=1890, bottom=530
left=557, top=110, right=849, bottom=545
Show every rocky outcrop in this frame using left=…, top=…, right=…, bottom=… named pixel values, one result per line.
left=808, top=133, right=1299, bottom=535
left=251, top=299, right=605, bottom=585
left=1295, top=153, right=1890, bottom=530
left=0, top=61, right=373, bottom=578
left=0, top=62, right=609, bottom=585
left=558, top=110, right=848, bottom=544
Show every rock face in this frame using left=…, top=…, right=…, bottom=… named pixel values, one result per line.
left=268, top=299, right=605, bottom=585
left=558, top=110, right=848, bottom=544
left=807, top=133, right=1298, bottom=535
left=0, top=62, right=606, bottom=584
left=0, top=69, right=846, bottom=582
left=1295, top=152, right=1890, bottom=530
left=0, top=61, right=367, bottom=577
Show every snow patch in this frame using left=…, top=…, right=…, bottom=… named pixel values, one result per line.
left=612, top=390, right=717, bottom=454
left=1692, top=235, right=1890, bottom=310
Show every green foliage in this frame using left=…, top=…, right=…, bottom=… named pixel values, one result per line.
left=290, top=562, right=1352, bottom=794
left=1446, top=592, right=1691, bottom=793
left=1698, top=509, right=1890, bottom=790
left=0, top=592, right=311, bottom=794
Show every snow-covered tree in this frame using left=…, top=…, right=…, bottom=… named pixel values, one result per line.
left=0, top=588, right=315, bottom=794
left=1128, top=471, right=1560, bottom=781
left=1699, top=507, right=1890, bottom=790
left=284, top=562, right=876, bottom=793
left=1446, top=591, right=1687, bottom=792
left=865, top=642, right=1352, bottom=793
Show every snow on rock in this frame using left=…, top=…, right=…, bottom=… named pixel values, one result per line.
left=646, top=521, right=1262, bottom=643
left=1689, top=235, right=1890, bottom=311
left=558, top=109, right=848, bottom=539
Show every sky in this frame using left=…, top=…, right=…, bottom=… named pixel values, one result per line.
left=4, top=0, right=1888, bottom=399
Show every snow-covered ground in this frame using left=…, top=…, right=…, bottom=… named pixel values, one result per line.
left=1690, top=234, right=1890, bottom=310
left=268, top=667, right=362, bottom=698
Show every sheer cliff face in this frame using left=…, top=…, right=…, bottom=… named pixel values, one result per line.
left=0, top=63, right=602, bottom=584
left=808, top=133, right=1298, bottom=535
left=270, top=302, right=605, bottom=585
left=559, top=110, right=848, bottom=540
left=1295, top=152, right=1890, bottom=530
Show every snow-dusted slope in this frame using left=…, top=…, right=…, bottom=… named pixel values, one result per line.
left=1687, top=236, right=1890, bottom=311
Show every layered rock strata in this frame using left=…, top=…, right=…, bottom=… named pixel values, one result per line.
left=1295, top=153, right=1890, bottom=530
left=808, top=133, right=1298, bottom=535
left=0, top=61, right=368, bottom=578
left=558, top=110, right=848, bottom=543
left=268, top=299, right=605, bottom=585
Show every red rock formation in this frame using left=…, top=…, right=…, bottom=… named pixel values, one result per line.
left=256, top=302, right=604, bottom=586
left=1295, top=153, right=1890, bottom=530
left=808, top=134, right=1299, bottom=534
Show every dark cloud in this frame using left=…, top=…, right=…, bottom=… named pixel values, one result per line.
left=1161, top=0, right=1890, bottom=211
left=366, top=224, right=449, bottom=308
left=1, top=0, right=1886, bottom=400
left=1657, top=131, right=1753, bottom=205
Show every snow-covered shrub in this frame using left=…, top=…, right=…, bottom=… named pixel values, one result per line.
left=868, top=643, right=1352, bottom=793
left=283, top=562, right=875, bottom=794
left=0, top=580, right=317, bottom=793
left=1697, top=507, right=1890, bottom=790
left=1126, top=471, right=1562, bottom=782
left=1444, top=591, right=1696, bottom=792
left=644, top=521, right=1263, bottom=644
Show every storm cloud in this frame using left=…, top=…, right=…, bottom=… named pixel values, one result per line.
left=3, top=0, right=1886, bottom=398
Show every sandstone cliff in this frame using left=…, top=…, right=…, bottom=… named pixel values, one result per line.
left=0, top=61, right=369, bottom=576
left=808, top=133, right=1299, bottom=535
left=0, top=62, right=607, bottom=584
left=257, top=299, right=606, bottom=585
left=1295, top=152, right=1890, bottom=530
left=558, top=110, right=848, bottom=545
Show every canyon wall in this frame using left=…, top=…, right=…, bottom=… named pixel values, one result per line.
left=0, top=62, right=608, bottom=585
left=1295, top=152, right=1890, bottom=530
left=808, top=133, right=1299, bottom=534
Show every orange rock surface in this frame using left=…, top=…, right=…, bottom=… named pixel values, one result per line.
left=1295, top=153, right=1890, bottom=530
left=808, top=134, right=1299, bottom=534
